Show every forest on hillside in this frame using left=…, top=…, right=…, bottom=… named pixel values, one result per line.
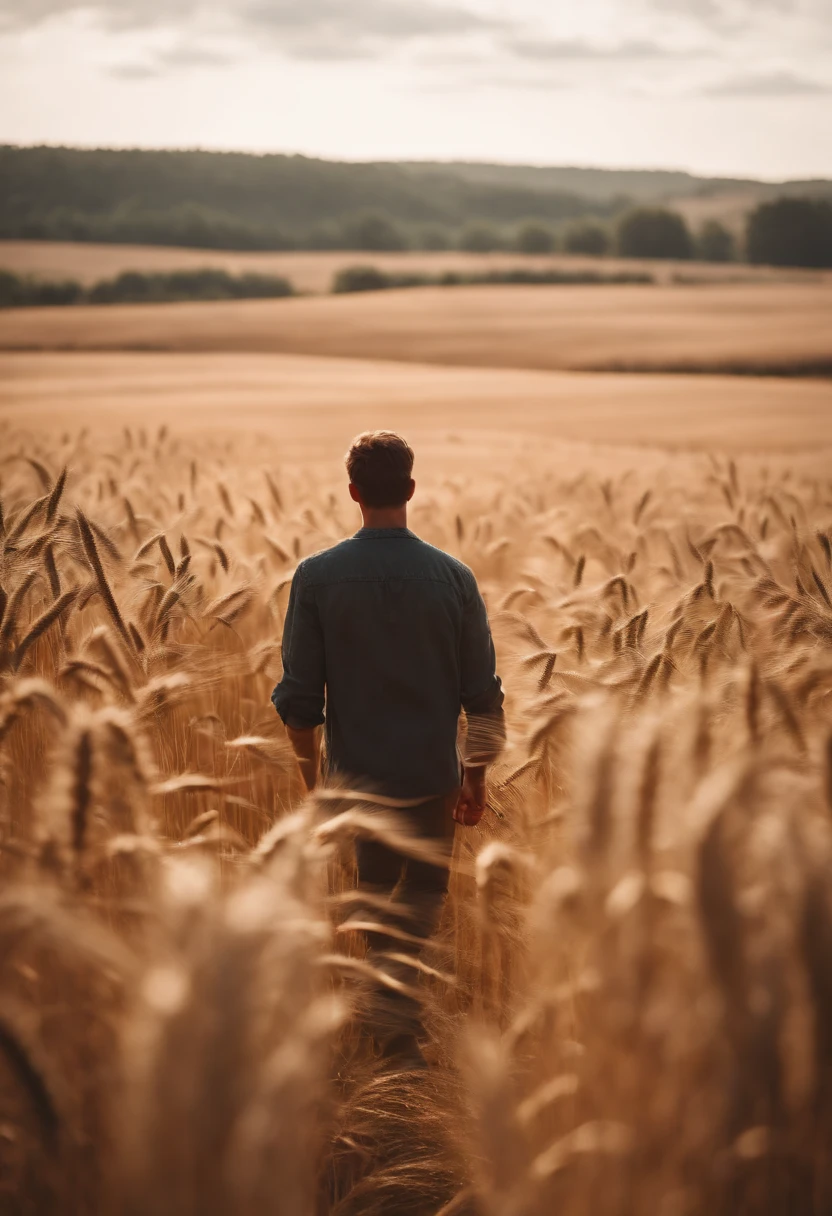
left=2, top=146, right=831, bottom=265
left=0, top=146, right=620, bottom=250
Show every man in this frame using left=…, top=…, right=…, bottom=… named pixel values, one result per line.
left=271, top=430, right=505, bottom=1061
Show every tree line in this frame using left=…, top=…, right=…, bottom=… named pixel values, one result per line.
left=331, top=266, right=654, bottom=293
left=0, top=268, right=294, bottom=308
left=3, top=202, right=829, bottom=267
left=0, top=145, right=617, bottom=250
left=0, top=264, right=658, bottom=309
left=0, top=146, right=830, bottom=267
left=465, top=200, right=832, bottom=267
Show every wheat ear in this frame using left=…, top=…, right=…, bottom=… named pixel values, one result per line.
left=76, top=509, right=132, bottom=650
left=12, top=588, right=79, bottom=671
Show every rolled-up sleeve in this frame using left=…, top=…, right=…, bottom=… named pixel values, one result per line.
left=460, top=573, right=506, bottom=765
left=271, top=562, right=326, bottom=729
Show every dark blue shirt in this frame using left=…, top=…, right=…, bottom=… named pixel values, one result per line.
left=271, top=527, right=505, bottom=798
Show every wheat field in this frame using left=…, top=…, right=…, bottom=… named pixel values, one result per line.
left=0, top=407, right=831, bottom=1216
left=4, top=350, right=832, bottom=453
left=3, top=280, right=831, bottom=378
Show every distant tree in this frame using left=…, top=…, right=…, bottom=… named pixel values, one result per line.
left=33, top=278, right=85, bottom=305
left=341, top=212, right=409, bottom=252
left=88, top=270, right=158, bottom=304
left=417, top=226, right=451, bottom=251
left=332, top=266, right=391, bottom=293
left=616, top=208, right=693, bottom=260
left=458, top=223, right=505, bottom=253
left=305, top=224, right=344, bottom=251
left=332, top=266, right=438, bottom=293
left=515, top=222, right=555, bottom=254
left=0, top=271, right=82, bottom=307
left=87, top=269, right=293, bottom=304
left=564, top=221, right=610, bottom=256
left=232, top=272, right=294, bottom=299
left=610, top=193, right=634, bottom=214
left=0, top=270, right=26, bottom=307
left=695, top=220, right=736, bottom=263
left=746, top=197, right=832, bottom=268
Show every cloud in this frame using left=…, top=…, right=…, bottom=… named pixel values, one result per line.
left=505, top=37, right=694, bottom=62
left=651, top=0, right=796, bottom=28
left=155, top=43, right=234, bottom=68
left=109, top=42, right=235, bottom=78
left=108, top=62, right=159, bottom=79
left=703, top=69, right=832, bottom=96
left=650, top=0, right=736, bottom=28
left=648, top=0, right=832, bottom=45
left=0, top=0, right=196, bottom=31
left=3, top=0, right=829, bottom=80
left=237, top=0, right=498, bottom=59
left=0, top=0, right=501, bottom=57
left=242, top=0, right=494, bottom=41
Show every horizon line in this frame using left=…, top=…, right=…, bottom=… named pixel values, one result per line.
left=1, top=139, right=829, bottom=188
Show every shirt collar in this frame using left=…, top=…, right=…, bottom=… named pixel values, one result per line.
left=354, top=527, right=415, bottom=540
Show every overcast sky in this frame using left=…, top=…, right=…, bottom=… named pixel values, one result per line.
left=1, top=0, right=830, bottom=179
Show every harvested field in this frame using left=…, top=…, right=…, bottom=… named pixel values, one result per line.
left=1, top=239, right=823, bottom=294
left=2, top=281, right=831, bottom=378
left=2, top=351, right=831, bottom=452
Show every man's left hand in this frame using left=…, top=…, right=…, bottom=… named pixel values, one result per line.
left=454, top=766, right=487, bottom=826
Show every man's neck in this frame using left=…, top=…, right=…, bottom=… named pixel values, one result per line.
left=359, top=506, right=408, bottom=530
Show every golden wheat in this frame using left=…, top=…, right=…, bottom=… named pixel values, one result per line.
left=0, top=423, right=830, bottom=1214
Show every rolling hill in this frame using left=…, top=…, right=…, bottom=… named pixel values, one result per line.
left=2, top=144, right=830, bottom=252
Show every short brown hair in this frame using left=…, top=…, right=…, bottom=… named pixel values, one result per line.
left=345, top=431, right=414, bottom=508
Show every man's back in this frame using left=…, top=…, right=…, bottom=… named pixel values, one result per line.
left=272, top=526, right=503, bottom=798
left=273, top=430, right=505, bottom=1062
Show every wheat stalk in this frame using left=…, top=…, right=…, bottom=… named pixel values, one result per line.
left=76, top=508, right=133, bottom=650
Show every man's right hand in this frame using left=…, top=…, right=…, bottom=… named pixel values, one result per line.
left=454, top=765, right=487, bottom=826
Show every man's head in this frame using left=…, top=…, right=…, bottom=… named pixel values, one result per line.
left=345, top=431, right=415, bottom=510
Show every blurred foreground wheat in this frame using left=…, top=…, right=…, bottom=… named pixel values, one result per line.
left=0, top=421, right=830, bottom=1216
